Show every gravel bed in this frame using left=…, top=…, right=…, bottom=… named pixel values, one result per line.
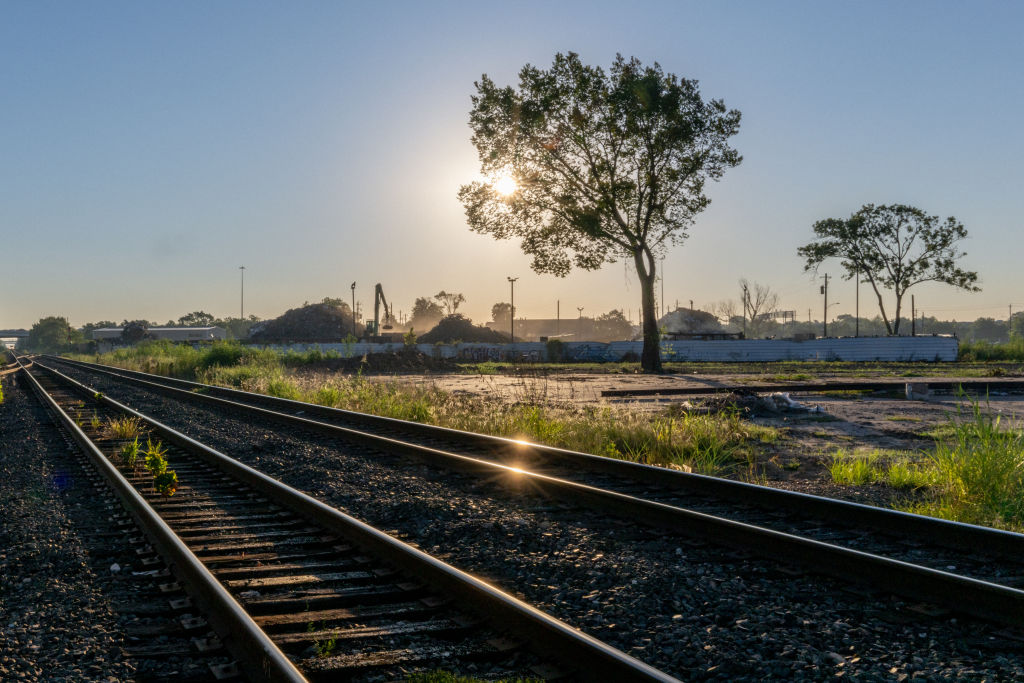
left=47, top=365, right=1024, bottom=680
left=0, top=373, right=136, bottom=681
left=0, top=372, right=229, bottom=681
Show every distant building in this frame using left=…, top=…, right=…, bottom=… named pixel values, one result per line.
left=91, top=326, right=227, bottom=342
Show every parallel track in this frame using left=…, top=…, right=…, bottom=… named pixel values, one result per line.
left=18, top=357, right=675, bottom=682
left=599, top=378, right=1024, bottom=398
left=46, top=356, right=1024, bottom=632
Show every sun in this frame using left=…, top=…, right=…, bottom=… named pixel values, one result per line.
left=493, top=174, right=518, bottom=197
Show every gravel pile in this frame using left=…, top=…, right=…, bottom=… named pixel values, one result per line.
left=48, top=365, right=1024, bottom=680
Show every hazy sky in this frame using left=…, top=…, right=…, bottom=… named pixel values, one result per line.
left=3, top=1, right=1022, bottom=329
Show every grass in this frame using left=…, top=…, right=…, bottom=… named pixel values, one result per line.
left=829, top=398, right=1024, bottom=530
left=107, top=415, right=143, bottom=439
left=911, top=398, right=1024, bottom=529
left=959, top=337, right=1024, bottom=362
left=120, top=437, right=141, bottom=469
left=68, top=343, right=779, bottom=476
left=828, top=449, right=936, bottom=489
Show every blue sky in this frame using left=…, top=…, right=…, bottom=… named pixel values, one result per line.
left=2, top=1, right=1021, bottom=328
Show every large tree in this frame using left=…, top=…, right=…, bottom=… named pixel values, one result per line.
left=458, top=52, right=741, bottom=372
left=798, top=204, right=980, bottom=335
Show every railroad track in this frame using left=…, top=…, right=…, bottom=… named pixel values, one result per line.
left=44, top=356, right=1024, bottom=633
left=598, top=378, right=1024, bottom=398
left=16, top=357, right=674, bottom=682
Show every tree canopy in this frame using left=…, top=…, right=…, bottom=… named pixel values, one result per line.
left=798, top=204, right=979, bottom=335
left=458, top=52, right=741, bottom=371
left=409, top=297, right=444, bottom=330
left=434, top=291, right=466, bottom=316
left=23, top=316, right=82, bottom=353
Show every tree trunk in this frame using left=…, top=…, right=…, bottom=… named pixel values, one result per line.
left=892, top=293, right=903, bottom=335
left=634, top=252, right=662, bottom=373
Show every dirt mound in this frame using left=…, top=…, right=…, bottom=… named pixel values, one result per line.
left=250, top=303, right=358, bottom=343
left=418, top=315, right=510, bottom=344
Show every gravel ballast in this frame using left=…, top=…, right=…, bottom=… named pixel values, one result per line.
left=0, top=373, right=135, bottom=682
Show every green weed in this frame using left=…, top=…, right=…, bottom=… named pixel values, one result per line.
left=120, top=437, right=141, bottom=470
left=144, top=438, right=168, bottom=475
left=153, top=470, right=178, bottom=497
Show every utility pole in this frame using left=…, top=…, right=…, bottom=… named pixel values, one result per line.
left=741, top=283, right=749, bottom=337
left=855, top=269, right=860, bottom=337
left=820, top=274, right=829, bottom=338
left=557, top=300, right=560, bottom=337
left=239, top=266, right=245, bottom=320
left=911, top=295, right=916, bottom=337
left=689, top=299, right=693, bottom=311
left=350, top=282, right=356, bottom=338
left=507, top=276, right=518, bottom=341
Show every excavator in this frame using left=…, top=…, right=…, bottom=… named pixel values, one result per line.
left=364, top=283, right=395, bottom=340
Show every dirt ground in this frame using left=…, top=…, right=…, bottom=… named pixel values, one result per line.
left=369, top=370, right=1024, bottom=498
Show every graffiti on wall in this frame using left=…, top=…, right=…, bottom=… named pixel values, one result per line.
left=456, top=346, right=541, bottom=362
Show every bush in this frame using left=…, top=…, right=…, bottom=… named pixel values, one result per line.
left=545, top=339, right=565, bottom=361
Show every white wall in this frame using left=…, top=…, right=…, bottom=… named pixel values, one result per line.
left=257, top=336, right=958, bottom=362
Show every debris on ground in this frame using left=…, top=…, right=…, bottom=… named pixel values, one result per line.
left=672, top=390, right=825, bottom=417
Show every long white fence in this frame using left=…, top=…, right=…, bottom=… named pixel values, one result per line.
left=260, top=335, right=958, bottom=363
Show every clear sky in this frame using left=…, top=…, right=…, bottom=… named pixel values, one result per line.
left=2, top=1, right=1021, bottom=329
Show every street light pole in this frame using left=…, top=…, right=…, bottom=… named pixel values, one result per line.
left=577, top=307, right=584, bottom=340
left=350, top=282, right=356, bottom=338
left=239, top=266, right=245, bottom=320
left=507, top=276, right=518, bottom=341
left=821, top=274, right=829, bottom=338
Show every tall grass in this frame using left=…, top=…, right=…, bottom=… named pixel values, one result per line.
left=68, top=343, right=777, bottom=475
left=917, top=398, right=1024, bottom=529
left=958, top=337, right=1024, bottom=362
left=829, top=398, right=1024, bottom=531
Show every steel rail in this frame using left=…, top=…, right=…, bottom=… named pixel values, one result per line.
left=599, top=378, right=1024, bottom=397
left=51, top=356, right=1024, bottom=558
left=31, top=360, right=677, bottom=683
left=39, top=358, right=1024, bottom=630
left=14, top=357, right=308, bottom=683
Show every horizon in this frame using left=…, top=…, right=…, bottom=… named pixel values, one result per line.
left=3, top=1, right=1021, bottom=329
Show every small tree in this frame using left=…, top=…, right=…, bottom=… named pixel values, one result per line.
left=491, top=302, right=512, bottom=329
left=739, top=279, right=780, bottom=337
left=459, top=52, right=741, bottom=372
left=409, top=297, right=444, bottom=330
left=434, top=291, right=466, bottom=316
left=798, top=204, right=980, bottom=335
